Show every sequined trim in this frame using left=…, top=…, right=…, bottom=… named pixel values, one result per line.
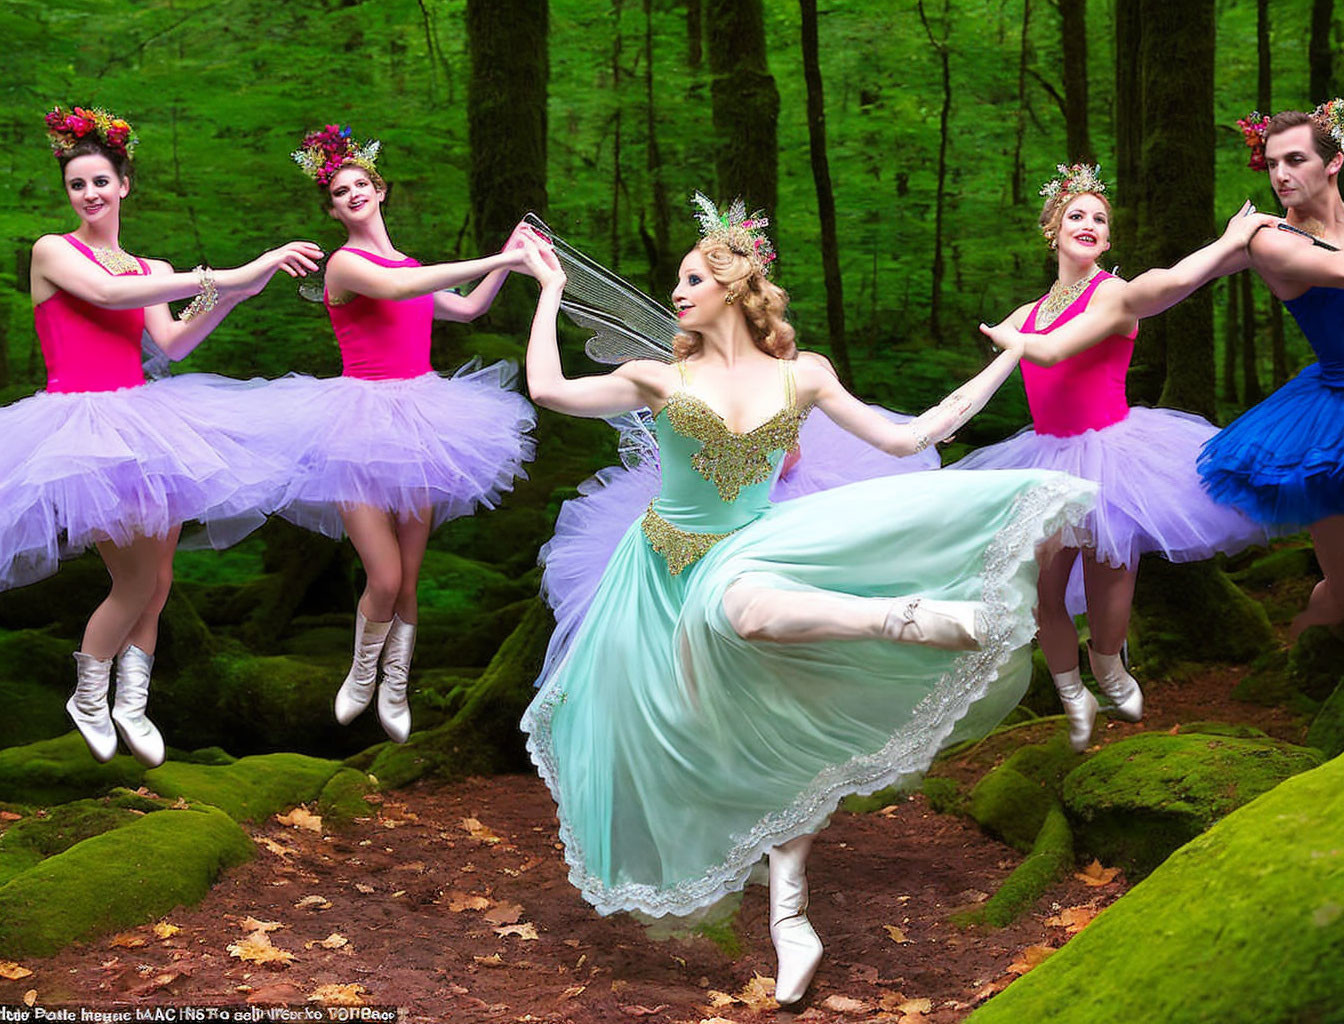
left=90, top=246, right=141, bottom=275
left=641, top=503, right=739, bottom=575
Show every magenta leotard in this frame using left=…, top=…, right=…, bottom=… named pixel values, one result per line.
left=325, top=248, right=434, bottom=381
left=33, top=235, right=150, bottom=393
left=1018, top=271, right=1136, bottom=437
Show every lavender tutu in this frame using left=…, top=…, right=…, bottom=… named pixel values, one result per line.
left=0, top=374, right=287, bottom=591
left=537, top=405, right=939, bottom=687
left=268, top=361, right=535, bottom=539
left=952, top=407, right=1267, bottom=608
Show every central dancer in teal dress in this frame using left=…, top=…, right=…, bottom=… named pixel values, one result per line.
left=517, top=200, right=1096, bottom=1006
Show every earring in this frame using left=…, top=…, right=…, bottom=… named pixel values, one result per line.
left=1048, top=238, right=1058, bottom=251
left=725, top=293, right=735, bottom=305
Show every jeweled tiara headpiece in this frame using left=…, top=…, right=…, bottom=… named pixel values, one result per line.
left=690, top=192, right=777, bottom=276
left=1311, top=98, right=1344, bottom=150
left=1237, top=112, right=1271, bottom=171
left=291, top=124, right=381, bottom=187
left=1038, top=163, right=1108, bottom=241
left=45, top=105, right=138, bottom=160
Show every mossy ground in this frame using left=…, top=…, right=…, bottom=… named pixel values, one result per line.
left=145, top=752, right=342, bottom=822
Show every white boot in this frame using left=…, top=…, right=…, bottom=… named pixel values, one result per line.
left=882, top=597, right=983, bottom=651
left=377, top=616, right=416, bottom=744
left=334, top=612, right=392, bottom=725
left=769, top=834, right=823, bottom=1006
left=1053, top=667, right=1099, bottom=752
left=111, top=645, right=165, bottom=767
left=1088, top=642, right=1144, bottom=722
left=67, top=652, right=117, bottom=763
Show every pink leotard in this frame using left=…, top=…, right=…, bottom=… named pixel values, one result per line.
left=33, top=235, right=150, bottom=394
left=1019, top=271, right=1137, bottom=437
left=325, top=248, right=434, bottom=381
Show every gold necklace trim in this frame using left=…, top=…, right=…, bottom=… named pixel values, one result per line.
left=641, top=504, right=740, bottom=576
left=90, top=246, right=140, bottom=275
left=1037, top=268, right=1102, bottom=328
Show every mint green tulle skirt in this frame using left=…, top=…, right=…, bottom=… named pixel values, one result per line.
left=521, top=469, right=1095, bottom=917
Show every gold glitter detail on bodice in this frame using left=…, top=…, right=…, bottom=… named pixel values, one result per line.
left=90, top=246, right=141, bottom=276
left=640, top=504, right=738, bottom=576
left=664, top=361, right=810, bottom=504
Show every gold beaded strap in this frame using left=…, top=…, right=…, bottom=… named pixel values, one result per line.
left=641, top=503, right=740, bottom=576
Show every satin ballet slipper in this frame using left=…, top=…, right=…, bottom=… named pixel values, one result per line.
left=769, top=834, right=823, bottom=1006
left=334, top=611, right=392, bottom=725
left=1053, top=666, right=1099, bottom=752
left=1087, top=642, right=1143, bottom=722
left=377, top=615, right=416, bottom=744
left=68, top=652, right=117, bottom=763
left=111, top=644, right=165, bottom=767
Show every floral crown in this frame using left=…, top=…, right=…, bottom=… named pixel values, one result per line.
left=45, top=105, right=138, bottom=160
left=291, top=124, right=381, bottom=187
left=690, top=192, right=777, bottom=276
left=1237, top=111, right=1271, bottom=171
left=1312, top=97, right=1344, bottom=151
left=1038, top=163, right=1108, bottom=242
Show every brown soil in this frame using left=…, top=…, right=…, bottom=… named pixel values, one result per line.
left=0, top=665, right=1305, bottom=1024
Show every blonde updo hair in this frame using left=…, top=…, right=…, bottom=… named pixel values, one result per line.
left=1039, top=190, right=1111, bottom=248
left=673, top=238, right=796, bottom=360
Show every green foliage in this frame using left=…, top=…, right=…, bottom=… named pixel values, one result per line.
left=970, top=766, right=1052, bottom=854
left=966, top=751, right=1344, bottom=1024
left=0, top=733, right=146, bottom=807
left=0, top=803, right=253, bottom=958
left=1307, top=682, right=1344, bottom=760
left=316, top=766, right=378, bottom=828
left=144, top=752, right=342, bottom=822
left=0, top=797, right=144, bottom=887
left=1061, top=731, right=1323, bottom=880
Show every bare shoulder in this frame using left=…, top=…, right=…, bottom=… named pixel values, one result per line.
left=31, top=233, right=71, bottom=262
left=142, top=257, right=174, bottom=275
left=795, top=349, right=838, bottom=379
left=1248, top=221, right=1310, bottom=263
left=1089, top=274, right=1128, bottom=306
left=615, top=358, right=677, bottom=389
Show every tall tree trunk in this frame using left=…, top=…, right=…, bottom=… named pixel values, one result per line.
left=1311, top=0, right=1334, bottom=102
left=1059, top=0, right=1093, bottom=162
left=1222, top=276, right=1238, bottom=403
left=705, top=0, right=779, bottom=214
left=1257, top=0, right=1288, bottom=389
left=1240, top=271, right=1264, bottom=404
left=799, top=0, right=852, bottom=385
left=641, top=0, right=674, bottom=295
left=1113, top=0, right=1142, bottom=263
left=687, top=0, right=703, bottom=71
left=1141, top=0, right=1215, bottom=416
left=1011, top=0, right=1032, bottom=206
left=610, top=0, right=625, bottom=273
left=467, top=0, right=548, bottom=331
left=918, top=0, right=952, bottom=346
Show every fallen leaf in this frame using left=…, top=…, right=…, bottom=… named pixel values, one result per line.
left=461, top=817, right=504, bottom=844
left=0, top=962, right=33, bottom=981
left=239, top=918, right=283, bottom=934
left=1045, top=904, right=1099, bottom=933
left=294, top=895, right=332, bottom=910
left=699, top=1019, right=735, bottom=1024
left=227, top=932, right=296, bottom=966
left=896, top=997, right=933, bottom=1014
left=822, top=994, right=872, bottom=1013
left=493, top=923, right=539, bottom=940
left=877, top=991, right=909, bottom=1011
left=472, top=953, right=504, bottom=966
left=885, top=924, right=913, bottom=944
left=256, top=837, right=296, bottom=858
left=153, top=921, right=181, bottom=940
left=276, top=807, right=323, bottom=833
left=1075, top=859, right=1120, bottom=887
left=483, top=902, right=524, bottom=926
left=22, top=991, right=35, bottom=1007
left=1007, top=944, right=1056, bottom=975
left=619, top=1006, right=668, bottom=1017
left=308, top=983, right=366, bottom=1006
left=705, top=990, right=735, bottom=1008
left=446, top=892, right=491, bottom=913
left=246, top=982, right=306, bottom=1005
left=972, top=981, right=1005, bottom=1003
left=560, top=985, right=586, bottom=999
left=303, top=933, right=348, bottom=951
left=108, top=933, right=147, bottom=949
left=0, top=811, right=21, bottom=821
left=126, top=970, right=186, bottom=997
left=735, top=973, right=778, bottom=1013
left=354, top=883, right=375, bottom=895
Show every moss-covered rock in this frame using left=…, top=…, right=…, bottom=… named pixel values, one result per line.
left=0, top=793, right=168, bottom=886
left=0, top=733, right=146, bottom=807
left=1229, top=648, right=1296, bottom=707
left=1307, top=681, right=1344, bottom=759
left=1286, top=625, right=1344, bottom=704
left=1062, top=732, right=1323, bottom=879
left=145, top=753, right=341, bottom=823
left=966, top=752, right=1344, bottom=1024
left=1129, top=558, right=1275, bottom=674
left=955, top=805, right=1073, bottom=929
left=316, top=767, right=378, bottom=828
left=0, top=629, right=77, bottom=748
left=970, top=767, right=1051, bottom=854
left=0, top=556, right=109, bottom=637
left=1227, top=544, right=1317, bottom=589
left=0, top=803, right=253, bottom=958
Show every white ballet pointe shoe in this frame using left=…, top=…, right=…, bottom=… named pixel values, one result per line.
left=111, top=645, right=165, bottom=767
left=1053, top=667, right=1099, bottom=752
left=377, top=616, right=416, bottom=744
left=67, top=652, right=117, bottom=763
left=769, top=834, right=823, bottom=1006
left=334, top=612, right=392, bottom=725
left=1087, top=642, right=1143, bottom=722
left=882, top=597, right=983, bottom=651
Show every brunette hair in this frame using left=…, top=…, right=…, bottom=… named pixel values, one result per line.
left=1264, top=110, right=1342, bottom=165
left=323, top=161, right=391, bottom=210
left=57, top=137, right=133, bottom=188
left=672, top=238, right=796, bottom=360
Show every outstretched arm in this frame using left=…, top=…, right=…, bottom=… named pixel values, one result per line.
left=327, top=245, right=529, bottom=304
left=523, top=240, right=665, bottom=417
left=433, top=220, right=537, bottom=322
left=1248, top=218, right=1344, bottom=292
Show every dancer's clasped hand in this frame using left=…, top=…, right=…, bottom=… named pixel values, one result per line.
left=220, top=240, right=325, bottom=298
left=520, top=234, right=567, bottom=290
left=1222, top=198, right=1281, bottom=248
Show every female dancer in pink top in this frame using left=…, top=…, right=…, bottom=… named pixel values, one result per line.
left=14, top=105, right=322, bottom=766
left=963, top=163, right=1272, bottom=750
left=274, top=125, right=536, bottom=744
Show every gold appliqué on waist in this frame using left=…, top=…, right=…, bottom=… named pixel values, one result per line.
left=664, top=392, right=808, bottom=503
left=641, top=503, right=740, bottom=575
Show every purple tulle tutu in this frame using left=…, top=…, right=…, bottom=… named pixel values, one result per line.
left=0, top=374, right=287, bottom=591
left=268, top=361, right=535, bottom=539
left=537, top=406, right=939, bottom=686
left=952, top=407, right=1268, bottom=607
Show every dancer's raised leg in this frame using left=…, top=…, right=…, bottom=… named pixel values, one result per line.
left=1082, top=554, right=1142, bottom=721
left=334, top=504, right=400, bottom=724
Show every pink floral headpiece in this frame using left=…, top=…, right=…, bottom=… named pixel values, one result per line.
left=1038, top=163, right=1108, bottom=242
left=1311, top=98, right=1344, bottom=150
left=690, top=192, right=777, bottom=277
left=1237, top=112, right=1271, bottom=171
left=45, top=105, right=138, bottom=160
left=291, top=124, right=381, bottom=187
